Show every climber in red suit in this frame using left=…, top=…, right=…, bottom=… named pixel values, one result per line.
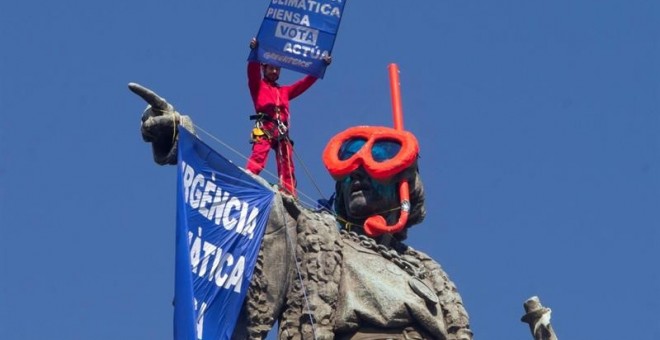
left=246, top=38, right=330, bottom=197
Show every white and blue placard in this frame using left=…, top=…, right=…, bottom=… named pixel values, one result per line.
left=249, top=0, right=347, bottom=78
left=174, top=128, right=274, bottom=339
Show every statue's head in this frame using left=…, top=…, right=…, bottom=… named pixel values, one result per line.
left=323, top=126, right=426, bottom=239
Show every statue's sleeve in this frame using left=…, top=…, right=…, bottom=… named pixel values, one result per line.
left=419, top=254, right=473, bottom=340
left=232, top=193, right=299, bottom=339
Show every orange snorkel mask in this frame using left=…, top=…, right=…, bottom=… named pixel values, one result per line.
left=323, top=126, right=419, bottom=182
left=322, top=64, right=418, bottom=237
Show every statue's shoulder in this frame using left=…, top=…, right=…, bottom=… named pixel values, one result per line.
left=399, top=243, right=461, bottom=296
left=296, top=204, right=341, bottom=237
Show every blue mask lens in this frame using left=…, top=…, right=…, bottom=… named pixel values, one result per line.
left=338, top=138, right=366, bottom=160
left=371, top=140, right=402, bottom=162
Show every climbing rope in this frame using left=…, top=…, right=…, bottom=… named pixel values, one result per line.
left=193, top=123, right=325, bottom=211
left=275, top=193, right=319, bottom=340
left=290, top=140, right=328, bottom=202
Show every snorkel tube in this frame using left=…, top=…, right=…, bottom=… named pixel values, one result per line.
left=363, top=64, right=412, bottom=237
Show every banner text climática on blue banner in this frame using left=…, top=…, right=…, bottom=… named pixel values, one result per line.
left=174, top=128, right=274, bottom=340
left=249, top=0, right=347, bottom=78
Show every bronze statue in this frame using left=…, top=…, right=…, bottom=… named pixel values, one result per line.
left=130, top=82, right=472, bottom=339
left=130, top=81, right=557, bottom=340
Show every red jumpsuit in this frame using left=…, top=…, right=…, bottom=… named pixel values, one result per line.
left=246, top=61, right=318, bottom=196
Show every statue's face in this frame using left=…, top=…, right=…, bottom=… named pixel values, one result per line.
left=340, top=167, right=398, bottom=220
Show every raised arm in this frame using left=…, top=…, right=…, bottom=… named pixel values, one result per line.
left=247, top=61, right=262, bottom=100
left=287, top=75, right=318, bottom=100
left=247, top=38, right=262, bottom=100
left=287, top=54, right=331, bottom=99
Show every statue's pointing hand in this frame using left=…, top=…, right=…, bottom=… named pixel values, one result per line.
left=129, top=82, right=173, bottom=113
left=128, top=82, right=195, bottom=165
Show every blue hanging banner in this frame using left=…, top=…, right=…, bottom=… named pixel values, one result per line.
left=174, top=128, right=274, bottom=340
left=249, top=0, right=348, bottom=78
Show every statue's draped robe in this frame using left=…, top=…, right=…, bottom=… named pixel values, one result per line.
left=236, top=192, right=472, bottom=340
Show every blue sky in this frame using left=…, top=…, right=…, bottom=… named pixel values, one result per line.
left=1, top=1, right=658, bottom=339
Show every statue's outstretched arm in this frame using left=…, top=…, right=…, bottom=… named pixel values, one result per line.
left=234, top=193, right=300, bottom=338
left=129, top=83, right=302, bottom=337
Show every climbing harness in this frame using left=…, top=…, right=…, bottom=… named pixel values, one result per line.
left=249, top=113, right=272, bottom=142
left=249, top=111, right=291, bottom=143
